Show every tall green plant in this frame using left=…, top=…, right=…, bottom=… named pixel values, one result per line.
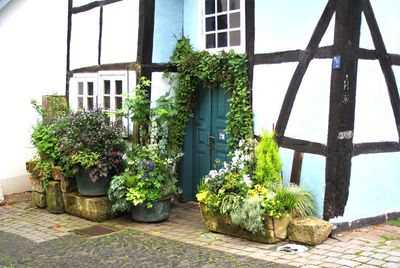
left=254, top=131, right=282, bottom=184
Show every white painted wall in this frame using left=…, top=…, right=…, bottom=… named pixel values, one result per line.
left=0, top=0, right=67, bottom=194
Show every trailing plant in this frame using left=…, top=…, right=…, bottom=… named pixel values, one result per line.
left=117, top=76, right=151, bottom=145
left=165, top=37, right=253, bottom=152
left=61, top=109, right=126, bottom=182
left=108, top=175, right=131, bottom=214
left=197, top=134, right=317, bottom=234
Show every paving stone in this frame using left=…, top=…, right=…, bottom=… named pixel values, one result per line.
left=382, top=263, right=400, bottom=268
left=336, top=258, right=361, bottom=267
left=371, top=253, right=390, bottom=260
left=353, top=256, right=372, bottom=263
left=385, top=256, right=400, bottom=263
left=367, top=259, right=386, bottom=266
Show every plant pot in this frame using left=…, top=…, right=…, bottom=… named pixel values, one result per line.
left=131, top=200, right=171, bottom=223
left=199, top=202, right=290, bottom=244
left=75, top=167, right=112, bottom=197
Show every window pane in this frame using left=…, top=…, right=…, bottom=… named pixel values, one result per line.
left=115, top=80, right=123, bottom=95
left=78, top=97, right=83, bottom=108
left=78, top=82, right=84, bottom=95
left=205, top=0, right=215, bottom=15
left=115, top=97, right=122, bottom=109
left=217, top=0, right=227, bottom=12
left=104, top=80, right=110, bottom=94
left=217, top=14, right=227, bottom=30
left=206, top=34, right=216, bottom=48
left=104, top=96, right=110, bottom=109
left=206, top=17, right=216, bottom=32
left=218, top=32, right=228, bottom=47
left=230, top=0, right=240, bottom=10
left=87, top=82, right=94, bottom=96
left=229, top=12, right=240, bottom=28
left=87, top=97, right=93, bottom=110
left=115, top=114, right=123, bottom=128
left=229, top=30, right=240, bottom=46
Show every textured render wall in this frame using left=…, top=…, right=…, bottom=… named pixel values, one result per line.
left=0, top=0, right=67, bottom=194
left=183, top=0, right=202, bottom=50
left=152, top=0, right=183, bottom=63
left=253, top=0, right=400, bottom=220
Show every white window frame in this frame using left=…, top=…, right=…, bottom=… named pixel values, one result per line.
left=201, top=0, right=246, bottom=53
left=69, top=70, right=136, bottom=135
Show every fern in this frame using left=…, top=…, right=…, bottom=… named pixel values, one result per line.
left=254, top=130, right=282, bottom=184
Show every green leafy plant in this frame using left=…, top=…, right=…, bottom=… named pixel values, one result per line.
left=165, top=37, right=253, bottom=152
left=108, top=175, right=131, bottom=213
left=61, top=109, right=126, bottom=182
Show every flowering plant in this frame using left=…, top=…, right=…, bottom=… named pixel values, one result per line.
left=197, top=131, right=317, bottom=234
left=61, top=109, right=126, bottom=182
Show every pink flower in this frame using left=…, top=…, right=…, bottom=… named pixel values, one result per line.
left=109, top=152, right=118, bottom=157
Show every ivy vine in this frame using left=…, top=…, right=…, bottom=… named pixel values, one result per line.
left=165, top=37, right=253, bottom=152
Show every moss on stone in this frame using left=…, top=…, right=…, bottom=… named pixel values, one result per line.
left=46, top=181, right=65, bottom=214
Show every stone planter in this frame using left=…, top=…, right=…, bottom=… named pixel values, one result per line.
left=199, top=203, right=290, bottom=244
left=76, top=167, right=112, bottom=197
left=131, top=200, right=171, bottom=223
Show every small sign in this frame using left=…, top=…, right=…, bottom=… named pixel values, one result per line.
left=337, top=130, right=353, bottom=140
left=219, top=132, right=226, bottom=141
left=332, top=55, right=341, bottom=70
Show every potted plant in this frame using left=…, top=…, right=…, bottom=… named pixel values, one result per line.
left=196, top=131, right=317, bottom=243
left=108, top=86, right=182, bottom=222
left=61, top=109, right=126, bottom=196
left=28, top=97, right=72, bottom=193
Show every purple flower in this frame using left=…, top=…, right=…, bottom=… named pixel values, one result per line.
left=148, top=160, right=154, bottom=170
left=143, top=172, right=149, bottom=179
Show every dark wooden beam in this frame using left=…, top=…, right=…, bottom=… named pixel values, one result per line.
left=324, top=0, right=363, bottom=220
left=281, top=137, right=327, bottom=156
left=353, top=142, right=400, bottom=156
left=363, top=0, right=400, bottom=141
left=70, top=62, right=137, bottom=74
left=65, top=0, right=73, bottom=105
left=254, top=50, right=303, bottom=64
left=71, top=0, right=122, bottom=14
left=98, top=5, right=103, bottom=65
left=275, top=0, right=336, bottom=143
left=391, top=54, right=400, bottom=66
left=245, top=0, right=255, bottom=104
left=290, top=151, right=304, bottom=185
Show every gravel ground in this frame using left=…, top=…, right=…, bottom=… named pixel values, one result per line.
left=0, top=229, right=291, bottom=268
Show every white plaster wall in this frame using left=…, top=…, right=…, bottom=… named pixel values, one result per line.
left=0, top=0, right=67, bottom=194
left=70, top=8, right=99, bottom=69
left=150, top=72, right=174, bottom=106
left=101, top=0, right=139, bottom=64
left=183, top=0, right=202, bottom=51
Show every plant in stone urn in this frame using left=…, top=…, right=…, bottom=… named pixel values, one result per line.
left=61, top=109, right=126, bottom=196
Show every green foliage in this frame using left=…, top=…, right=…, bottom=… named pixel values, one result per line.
left=165, top=37, right=253, bottom=151
left=387, top=218, right=400, bottom=227
left=254, top=130, right=282, bottom=184
left=61, top=109, right=126, bottom=181
left=118, top=77, right=151, bottom=145
left=108, top=175, right=132, bottom=213
left=274, top=183, right=317, bottom=217
left=230, top=195, right=265, bottom=234
left=70, top=151, right=100, bottom=170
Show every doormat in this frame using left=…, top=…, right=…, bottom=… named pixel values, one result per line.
left=72, top=224, right=118, bottom=237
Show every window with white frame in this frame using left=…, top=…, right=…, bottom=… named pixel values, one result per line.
left=204, top=0, right=245, bottom=52
left=69, top=71, right=135, bottom=134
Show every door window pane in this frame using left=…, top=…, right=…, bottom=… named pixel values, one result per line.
left=206, top=17, right=216, bottom=32
left=229, top=12, right=240, bottom=28
left=78, top=82, right=84, bottom=95
left=230, top=0, right=240, bottom=10
left=229, top=30, right=240, bottom=46
left=205, top=0, right=215, bottom=15
left=206, top=34, right=216, bottom=48
left=87, top=97, right=93, bottom=110
left=217, top=15, right=227, bottom=30
left=104, top=96, right=110, bottom=109
left=115, top=80, right=123, bottom=95
left=218, top=32, right=228, bottom=47
left=217, top=0, right=227, bottom=12
left=115, top=97, right=122, bottom=109
left=104, top=80, right=110, bottom=94
left=78, top=97, right=83, bottom=108
left=87, top=82, right=94, bottom=95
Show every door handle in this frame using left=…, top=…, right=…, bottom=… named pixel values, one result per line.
left=209, top=135, right=215, bottom=149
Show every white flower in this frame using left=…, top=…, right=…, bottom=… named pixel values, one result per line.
left=238, top=139, right=245, bottom=147
left=239, top=163, right=244, bottom=169
left=204, top=176, right=210, bottom=184
left=208, top=170, right=218, bottom=179
left=242, top=174, right=252, bottom=187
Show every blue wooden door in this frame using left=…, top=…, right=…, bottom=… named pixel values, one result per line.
left=180, top=87, right=229, bottom=201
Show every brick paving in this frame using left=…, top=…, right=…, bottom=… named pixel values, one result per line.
left=0, top=200, right=400, bottom=267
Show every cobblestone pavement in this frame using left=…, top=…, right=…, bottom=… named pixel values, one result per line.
left=1, top=201, right=400, bottom=268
